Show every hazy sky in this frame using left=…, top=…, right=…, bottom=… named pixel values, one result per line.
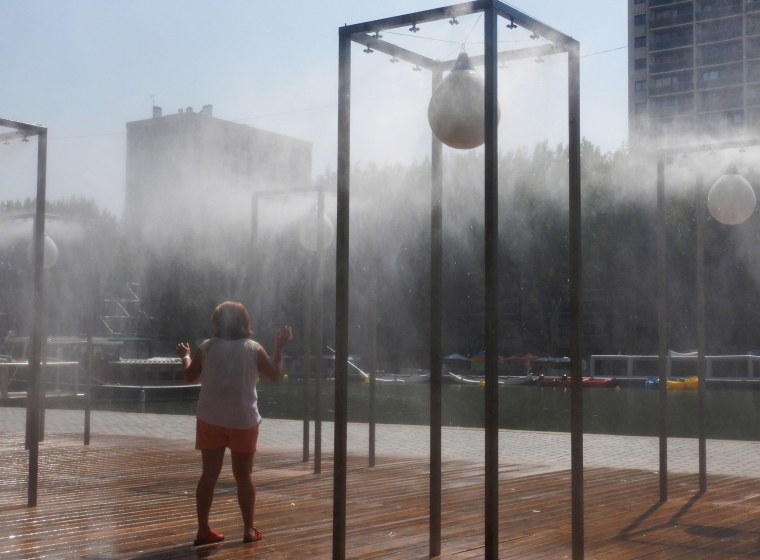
left=0, top=1, right=627, bottom=215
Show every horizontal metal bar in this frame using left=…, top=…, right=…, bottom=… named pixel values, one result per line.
left=353, top=33, right=439, bottom=70
left=495, top=3, right=578, bottom=47
left=0, top=213, right=89, bottom=223
left=341, top=1, right=577, bottom=50
left=252, top=187, right=334, bottom=198
left=658, top=137, right=760, bottom=156
left=355, top=37, right=562, bottom=74
left=0, top=118, right=45, bottom=135
left=341, top=1, right=486, bottom=36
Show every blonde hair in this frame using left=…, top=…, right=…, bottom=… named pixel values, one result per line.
left=211, top=301, right=253, bottom=340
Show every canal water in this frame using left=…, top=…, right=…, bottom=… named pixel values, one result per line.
left=89, top=380, right=760, bottom=441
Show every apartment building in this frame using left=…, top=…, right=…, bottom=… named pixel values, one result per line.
left=629, top=0, right=760, bottom=144
left=124, top=105, right=312, bottom=238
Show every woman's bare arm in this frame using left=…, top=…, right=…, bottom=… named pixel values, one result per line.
left=257, top=326, right=293, bottom=382
left=176, top=343, right=203, bottom=383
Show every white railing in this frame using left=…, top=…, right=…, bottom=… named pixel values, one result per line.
left=0, top=361, right=80, bottom=399
left=589, top=352, right=760, bottom=379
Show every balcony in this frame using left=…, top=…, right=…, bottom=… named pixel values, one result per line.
left=650, top=50, right=692, bottom=74
left=650, top=0, right=692, bottom=7
left=698, top=39, right=742, bottom=65
left=697, top=63, right=744, bottom=89
left=747, top=60, right=760, bottom=82
left=697, top=18, right=743, bottom=44
left=652, top=32, right=694, bottom=51
left=650, top=11, right=693, bottom=30
left=698, top=87, right=743, bottom=112
left=651, top=93, right=694, bottom=117
left=747, top=85, right=760, bottom=106
left=650, top=71, right=693, bottom=96
left=696, top=1, right=742, bottom=22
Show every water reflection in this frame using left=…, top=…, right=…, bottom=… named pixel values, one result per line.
left=89, top=381, right=760, bottom=441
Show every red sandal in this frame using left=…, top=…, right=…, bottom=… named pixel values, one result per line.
left=193, top=529, right=225, bottom=546
left=243, top=528, right=263, bottom=543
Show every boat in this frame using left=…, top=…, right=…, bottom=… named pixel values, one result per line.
left=446, top=371, right=538, bottom=386
left=537, top=375, right=618, bottom=388
left=645, top=376, right=699, bottom=390
left=372, top=370, right=431, bottom=384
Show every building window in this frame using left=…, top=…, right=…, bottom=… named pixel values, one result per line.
left=748, top=13, right=760, bottom=34
left=700, top=87, right=743, bottom=111
left=653, top=28, right=693, bottom=49
left=652, top=5, right=693, bottom=27
left=635, top=0, right=646, bottom=4
left=635, top=102, right=647, bottom=114
left=698, top=17, right=743, bottom=42
left=702, top=69, right=720, bottom=82
left=698, top=63, right=743, bottom=87
left=652, top=48, right=691, bottom=73
left=635, top=35, right=647, bottom=48
left=652, top=72, right=692, bottom=95
left=748, top=59, right=760, bottom=81
left=699, top=40, right=742, bottom=65
left=635, top=57, right=647, bottom=70
left=697, top=0, right=742, bottom=20
left=634, top=14, right=646, bottom=26
left=635, top=80, right=648, bottom=92
left=655, top=76, right=674, bottom=88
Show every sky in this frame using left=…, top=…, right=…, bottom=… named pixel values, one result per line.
left=0, top=1, right=627, bottom=215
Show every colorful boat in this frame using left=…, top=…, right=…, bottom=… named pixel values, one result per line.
left=537, top=375, right=618, bottom=388
left=645, top=376, right=699, bottom=390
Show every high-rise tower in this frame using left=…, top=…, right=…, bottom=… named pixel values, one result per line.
left=629, top=0, right=760, bottom=145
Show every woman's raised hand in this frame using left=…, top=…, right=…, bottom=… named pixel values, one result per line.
left=175, top=342, right=191, bottom=359
left=275, top=326, right=293, bottom=347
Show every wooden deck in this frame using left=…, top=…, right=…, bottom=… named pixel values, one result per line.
left=3, top=432, right=760, bottom=559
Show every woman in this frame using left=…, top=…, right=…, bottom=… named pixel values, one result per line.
left=176, top=301, right=293, bottom=546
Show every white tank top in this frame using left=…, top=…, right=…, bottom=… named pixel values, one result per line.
left=196, top=337, right=262, bottom=429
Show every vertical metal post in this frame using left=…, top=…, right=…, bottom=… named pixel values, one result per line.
left=695, top=175, right=707, bottom=493
left=250, top=194, right=259, bottom=311
left=28, top=127, right=47, bottom=508
left=334, top=30, right=351, bottom=560
left=483, top=7, right=499, bottom=559
left=567, top=41, right=584, bottom=560
left=84, top=307, right=95, bottom=446
left=368, top=287, right=376, bottom=468
left=303, top=276, right=312, bottom=463
left=429, top=64, right=444, bottom=559
left=250, top=195, right=258, bottom=245
left=315, top=187, right=325, bottom=474
left=656, top=157, right=669, bottom=502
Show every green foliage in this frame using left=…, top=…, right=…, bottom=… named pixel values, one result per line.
left=3, top=144, right=760, bottom=364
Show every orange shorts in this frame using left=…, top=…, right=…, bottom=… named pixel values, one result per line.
left=195, top=418, right=260, bottom=453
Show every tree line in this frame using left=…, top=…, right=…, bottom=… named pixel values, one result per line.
left=2, top=141, right=760, bottom=370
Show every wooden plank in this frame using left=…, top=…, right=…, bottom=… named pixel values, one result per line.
left=3, top=432, right=760, bottom=558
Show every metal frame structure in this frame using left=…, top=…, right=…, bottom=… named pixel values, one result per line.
left=0, top=117, right=49, bottom=507
left=336, top=2, right=582, bottom=558
left=655, top=137, right=760, bottom=501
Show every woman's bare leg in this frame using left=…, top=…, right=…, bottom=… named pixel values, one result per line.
left=197, top=448, right=226, bottom=538
left=231, top=451, right=256, bottom=540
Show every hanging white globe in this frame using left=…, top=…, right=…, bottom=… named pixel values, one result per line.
left=427, top=51, right=501, bottom=150
left=27, top=233, right=59, bottom=269
left=707, top=164, right=756, bottom=225
left=299, top=212, right=335, bottom=252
